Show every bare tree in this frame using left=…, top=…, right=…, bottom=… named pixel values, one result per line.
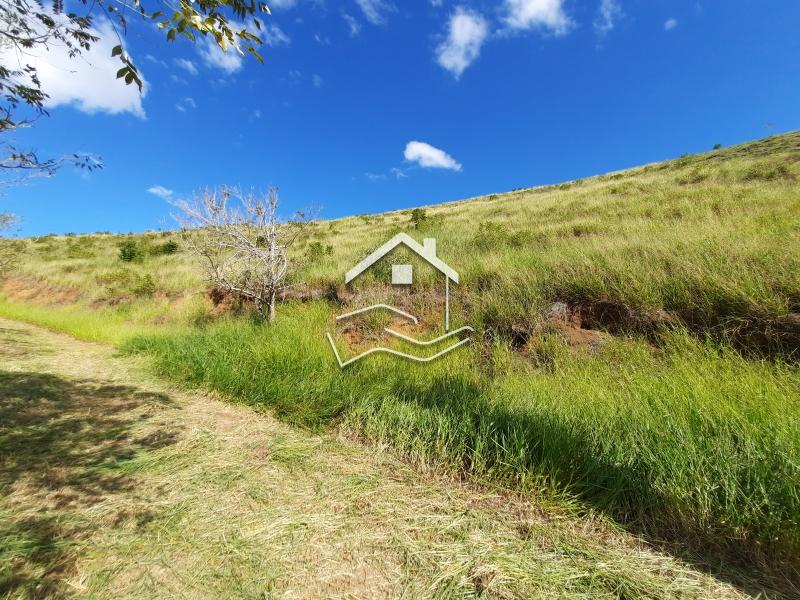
left=174, top=186, right=307, bottom=322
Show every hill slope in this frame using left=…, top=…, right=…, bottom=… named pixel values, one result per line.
left=2, top=131, right=799, bottom=593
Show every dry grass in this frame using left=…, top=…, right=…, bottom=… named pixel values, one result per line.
left=2, top=131, right=800, bottom=597
left=0, top=318, right=756, bottom=599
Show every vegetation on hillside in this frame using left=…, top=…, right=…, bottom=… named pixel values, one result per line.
left=2, top=131, right=799, bottom=592
left=1, top=320, right=754, bottom=599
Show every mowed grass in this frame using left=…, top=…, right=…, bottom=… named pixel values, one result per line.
left=127, top=304, right=800, bottom=582
left=3, top=131, right=800, bottom=588
left=1, top=319, right=751, bottom=599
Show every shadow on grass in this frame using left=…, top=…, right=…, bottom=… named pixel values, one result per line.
left=386, top=374, right=800, bottom=599
left=0, top=326, right=44, bottom=360
left=0, top=369, right=179, bottom=597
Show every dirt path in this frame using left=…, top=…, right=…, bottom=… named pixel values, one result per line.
left=0, top=318, right=750, bottom=599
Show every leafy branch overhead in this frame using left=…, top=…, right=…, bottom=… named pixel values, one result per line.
left=108, top=0, right=271, bottom=91
left=2, top=0, right=269, bottom=108
left=0, top=0, right=270, bottom=179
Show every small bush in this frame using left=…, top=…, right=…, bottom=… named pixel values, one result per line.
left=132, top=274, right=157, bottom=297
left=410, top=208, right=427, bottom=229
left=152, top=240, right=179, bottom=255
left=306, top=241, right=333, bottom=262
left=96, top=268, right=157, bottom=299
left=97, top=267, right=133, bottom=285
left=118, top=240, right=140, bottom=262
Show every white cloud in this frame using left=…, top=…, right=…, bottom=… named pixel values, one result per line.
left=147, top=185, right=174, bottom=199
left=144, top=53, right=168, bottom=68
left=390, top=167, right=407, bottom=179
left=175, top=97, right=196, bottom=112
left=0, top=16, right=147, bottom=117
left=343, top=13, right=362, bottom=36
left=270, top=0, right=297, bottom=7
left=197, top=23, right=288, bottom=73
left=436, top=7, right=488, bottom=78
left=594, top=0, right=622, bottom=36
left=404, top=141, right=462, bottom=171
left=314, top=33, right=331, bottom=45
left=312, top=74, right=324, bottom=88
left=265, top=24, right=291, bottom=47
left=664, top=18, right=678, bottom=31
left=355, top=0, right=396, bottom=25
left=174, top=58, right=198, bottom=75
left=364, top=172, right=387, bottom=181
left=198, top=37, right=245, bottom=73
left=502, top=0, right=573, bottom=35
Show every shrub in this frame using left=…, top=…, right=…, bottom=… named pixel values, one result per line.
left=306, top=241, right=333, bottom=262
left=132, top=274, right=157, bottom=297
left=151, top=240, right=179, bottom=255
left=118, top=239, right=140, bottom=262
left=410, top=208, right=428, bottom=229
left=96, top=268, right=157, bottom=299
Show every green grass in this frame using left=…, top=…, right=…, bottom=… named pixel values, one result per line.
left=125, top=303, right=800, bottom=573
left=3, top=130, right=800, bottom=587
left=0, top=294, right=193, bottom=344
left=9, top=133, right=800, bottom=340
left=3, top=319, right=750, bottom=599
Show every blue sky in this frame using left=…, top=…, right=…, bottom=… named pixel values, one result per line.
left=2, top=0, right=799, bottom=236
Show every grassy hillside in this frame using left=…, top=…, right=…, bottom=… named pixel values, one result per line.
left=2, top=131, right=799, bottom=591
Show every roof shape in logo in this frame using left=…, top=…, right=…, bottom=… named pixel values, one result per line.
left=344, top=233, right=459, bottom=284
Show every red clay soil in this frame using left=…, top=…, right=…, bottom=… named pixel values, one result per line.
left=2, top=276, right=81, bottom=306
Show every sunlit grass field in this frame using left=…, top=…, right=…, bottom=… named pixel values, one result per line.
left=2, top=131, right=799, bottom=586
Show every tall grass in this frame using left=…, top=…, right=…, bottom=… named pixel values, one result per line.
left=5, top=131, right=800, bottom=582
left=125, top=302, right=800, bottom=567
left=9, top=134, right=800, bottom=340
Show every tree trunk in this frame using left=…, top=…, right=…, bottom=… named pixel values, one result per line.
left=268, top=287, right=277, bottom=322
